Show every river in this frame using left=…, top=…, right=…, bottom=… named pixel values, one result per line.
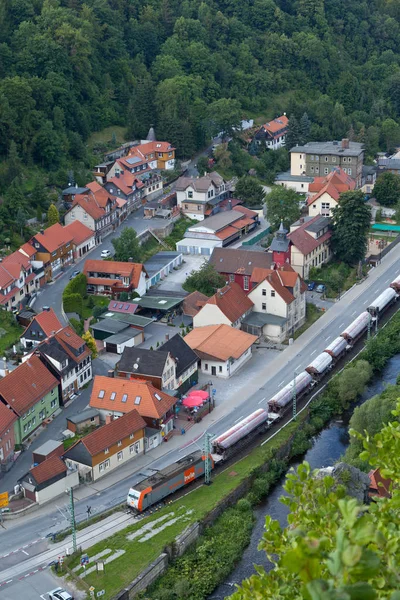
left=209, top=354, right=400, bottom=600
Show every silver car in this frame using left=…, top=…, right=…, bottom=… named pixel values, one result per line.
left=48, top=588, right=74, bottom=600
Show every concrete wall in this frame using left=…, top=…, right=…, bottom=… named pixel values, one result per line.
left=36, top=469, right=79, bottom=505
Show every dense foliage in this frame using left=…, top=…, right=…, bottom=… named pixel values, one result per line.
left=331, top=191, right=371, bottom=265
left=183, top=261, right=226, bottom=296
left=265, top=186, right=302, bottom=230
left=373, top=172, right=400, bottom=207
left=111, top=227, right=141, bottom=262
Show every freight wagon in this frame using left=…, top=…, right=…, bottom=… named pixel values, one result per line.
left=127, top=451, right=212, bottom=512
left=324, top=336, right=348, bottom=361
left=268, top=372, right=313, bottom=414
left=340, top=312, right=371, bottom=344
left=367, top=288, right=397, bottom=317
left=390, top=275, right=400, bottom=293
left=305, top=353, right=333, bottom=380
left=211, top=409, right=270, bottom=461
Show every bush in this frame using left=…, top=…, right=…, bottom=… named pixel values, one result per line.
left=63, top=273, right=87, bottom=299
left=92, top=305, right=107, bottom=319
left=69, top=317, right=84, bottom=336
left=236, top=498, right=252, bottom=512
left=63, top=293, right=83, bottom=316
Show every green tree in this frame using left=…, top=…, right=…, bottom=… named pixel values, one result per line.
left=196, top=155, right=209, bottom=175
left=183, top=262, right=226, bottom=296
left=381, top=118, right=400, bottom=152
left=331, top=190, right=371, bottom=265
left=234, top=176, right=265, bottom=207
left=15, top=207, right=26, bottom=237
left=373, top=172, right=400, bottom=207
left=111, top=228, right=141, bottom=262
left=206, top=98, right=242, bottom=139
left=82, top=330, right=98, bottom=359
left=232, top=401, right=400, bottom=599
left=299, top=112, right=311, bottom=144
left=47, top=203, right=59, bottom=226
left=284, top=114, right=301, bottom=150
left=6, top=140, right=21, bottom=184
left=264, top=186, right=301, bottom=230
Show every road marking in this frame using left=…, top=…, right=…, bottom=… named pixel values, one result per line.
left=40, top=595, right=47, bottom=600
left=21, top=550, right=29, bottom=556
left=351, top=310, right=357, bottom=316
left=258, top=398, right=266, bottom=405
left=278, top=380, right=285, bottom=387
left=6, top=580, right=13, bottom=584
left=310, top=350, right=317, bottom=356
left=385, top=277, right=391, bottom=283
left=295, top=364, right=301, bottom=371
left=234, top=415, right=244, bottom=423
left=338, top=322, right=345, bottom=329
left=325, top=335, right=331, bottom=341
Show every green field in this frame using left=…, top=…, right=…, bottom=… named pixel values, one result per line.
left=87, top=126, right=127, bottom=149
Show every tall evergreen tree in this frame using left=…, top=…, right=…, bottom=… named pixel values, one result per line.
left=331, top=191, right=371, bottom=265
left=285, top=114, right=301, bottom=150
left=47, top=203, right=60, bottom=226
left=299, top=112, right=311, bottom=144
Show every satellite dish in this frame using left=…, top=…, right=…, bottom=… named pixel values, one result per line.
left=133, top=363, right=139, bottom=370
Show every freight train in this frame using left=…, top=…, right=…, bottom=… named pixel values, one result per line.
left=127, top=275, right=400, bottom=512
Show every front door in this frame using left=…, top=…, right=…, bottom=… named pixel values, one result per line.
left=211, top=366, right=216, bottom=376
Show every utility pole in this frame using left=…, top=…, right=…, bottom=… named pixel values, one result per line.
left=69, top=488, right=77, bottom=554
left=375, top=312, right=379, bottom=334
left=367, top=317, right=371, bottom=341
left=203, top=433, right=213, bottom=485
left=292, top=370, right=298, bottom=420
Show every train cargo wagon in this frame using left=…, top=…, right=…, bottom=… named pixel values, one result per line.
left=305, top=353, right=333, bottom=378
left=390, top=275, right=400, bottom=293
left=212, top=409, right=269, bottom=456
left=127, top=450, right=210, bottom=511
left=324, top=336, right=347, bottom=359
left=367, top=288, right=397, bottom=317
left=268, top=372, right=313, bottom=413
left=340, top=312, right=371, bottom=344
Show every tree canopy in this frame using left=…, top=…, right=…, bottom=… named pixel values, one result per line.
left=373, top=172, right=400, bottom=207
left=111, top=228, right=141, bottom=262
left=232, top=401, right=400, bottom=599
left=264, top=186, right=301, bottom=230
left=183, top=262, right=226, bottom=297
left=47, top=203, right=59, bottom=226
left=235, top=176, right=265, bottom=207
left=331, top=191, right=371, bottom=265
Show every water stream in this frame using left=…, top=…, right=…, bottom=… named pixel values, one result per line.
left=209, top=354, right=400, bottom=599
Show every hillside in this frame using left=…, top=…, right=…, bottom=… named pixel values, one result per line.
left=1, top=0, right=400, bottom=242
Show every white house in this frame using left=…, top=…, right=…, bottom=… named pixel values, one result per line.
left=21, top=456, right=79, bottom=505
left=243, top=266, right=306, bottom=342
left=63, top=221, right=96, bottom=261
left=175, top=172, right=227, bottom=220
left=193, top=282, right=254, bottom=329
left=184, top=324, right=257, bottom=379
left=83, top=259, right=147, bottom=297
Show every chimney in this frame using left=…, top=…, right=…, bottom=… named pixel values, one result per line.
left=3, top=356, right=8, bottom=377
left=165, top=334, right=169, bottom=341
left=40, top=228, right=44, bottom=235
left=300, top=217, right=304, bottom=224
left=106, top=414, right=114, bottom=425
left=228, top=199, right=232, bottom=210
left=43, top=306, right=50, bottom=312
left=116, top=171, right=120, bottom=178
left=341, top=138, right=349, bottom=149
left=108, top=369, right=114, bottom=378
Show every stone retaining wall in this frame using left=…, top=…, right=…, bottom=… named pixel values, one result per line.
left=111, top=554, right=169, bottom=600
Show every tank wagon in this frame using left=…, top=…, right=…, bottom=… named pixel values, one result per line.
left=390, top=275, right=400, bottom=293
left=305, top=353, right=333, bottom=380
left=367, top=288, right=397, bottom=317
left=340, top=312, right=371, bottom=345
left=268, top=372, right=313, bottom=414
left=127, top=451, right=211, bottom=512
left=212, top=409, right=269, bottom=460
left=324, top=336, right=348, bottom=361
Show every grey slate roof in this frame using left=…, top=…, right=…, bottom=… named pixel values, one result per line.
left=378, top=158, right=400, bottom=169
left=210, top=247, right=272, bottom=276
left=117, top=347, right=169, bottom=377
left=275, top=171, right=314, bottom=182
left=290, top=141, right=363, bottom=156
left=63, top=442, right=92, bottom=467
left=158, top=334, right=198, bottom=378
left=67, top=408, right=100, bottom=425
left=305, top=216, right=330, bottom=233
left=242, top=312, right=287, bottom=327
left=187, top=211, right=244, bottom=233
left=105, top=330, right=142, bottom=344
left=144, top=252, right=182, bottom=277
left=270, top=237, right=290, bottom=252
left=90, top=319, right=129, bottom=334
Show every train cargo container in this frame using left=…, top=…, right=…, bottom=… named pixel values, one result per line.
left=340, top=312, right=371, bottom=344
left=324, top=336, right=348, bottom=360
left=390, top=275, right=400, bottom=293
left=367, top=288, right=397, bottom=317
left=268, top=372, right=313, bottom=414
left=212, top=409, right=269, bottom=459
left=127, top=450, right=211, bottom=511
left=305, top=353, right=333, bottom=378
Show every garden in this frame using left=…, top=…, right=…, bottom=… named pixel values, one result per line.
left=308, top=261, right=367, bottom=298
left=0, top=309, right=24, bottom=355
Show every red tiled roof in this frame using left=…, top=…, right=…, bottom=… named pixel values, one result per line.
left=216, top=226, right=239, bottom=240
left=31, top=309, right=63, bottom=337
left=203, top=282, right=253, bottom=323
left=3, top=251, right=30, bottom=271
left=0, top=401, right=17, bottom=434
left=107, top=301, right=138, bottom=314
left=133, top=141, right=175, bottom=156
left=368, top=468, right=392, bottom=498
left=250, top=267, right=271, bottom=284
left=184, top=324, right=257, bottom=361
left=90, top=376, right=177, bottom=419
left=84, top=260, right=145, bottom=288
left=307, top=182, right=340, bottom=206
left=77, top=409, right=146, bottom=457
left=0, top=264, right=17, bottom=288
left=63, top=221, right=94, bottom=245
left=261, top=115, right=288, bottom=136
left=288, top=219, right=332, bottom=256
left=250, top=268, right=297, bottom=304
left=0, top=355, right=59, bottom=416
left=55, top=326, right=90, bottom=361
left=30, top=455, right=66, bottom=485
left=33, top=223, right=73, bottom=254
left=69, top=194, right=105, bottom=221
left=182, top=291, right=208, bottom=317
left=87, top=277, right=120, bottom=287
left=308, top=168, right=356, bottom=204
left=232, top=205, right=258, bottom=218
left=20, top=243, right=36, bottom=258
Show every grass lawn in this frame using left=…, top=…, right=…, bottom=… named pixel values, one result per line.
left=87, top=126, right=127, bottom=149
left=0, top=310, right=24, bottom=355
left=81, top=295, right=109, bottom=320
left=66, top=422, right=299, bottom=599
left=294, top=303, right=323, bottom=340
left=309, top=261, right=365, bottom=298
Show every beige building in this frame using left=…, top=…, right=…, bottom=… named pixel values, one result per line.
left=288, top=216, right=332, bottom=279
left=193, top=283, right=254, bottom=329
left=307, top=168, right=355, bottom=218
left=175, top=172, right=227, bottom=220
left=243, top=266, right=306, bottom=342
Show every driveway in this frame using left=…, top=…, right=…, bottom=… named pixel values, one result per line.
left=306, top=290, right=334, bottom=311
left=157, top=255, right=207, bottom=293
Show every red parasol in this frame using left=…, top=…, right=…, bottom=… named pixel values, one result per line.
left=182, top=396, right=205, bottom=408
left=188, top=390, right=209, bottom=399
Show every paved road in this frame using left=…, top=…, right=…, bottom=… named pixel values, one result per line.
left=0, top=565, right=81, bottom=600
left=1, top=243, right=399, bottom=581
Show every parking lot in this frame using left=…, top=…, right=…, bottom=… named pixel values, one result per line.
left=0, top=569, right=84, bottom=600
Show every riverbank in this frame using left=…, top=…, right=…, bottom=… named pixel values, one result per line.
left=60, top=311, right=400, bottom=600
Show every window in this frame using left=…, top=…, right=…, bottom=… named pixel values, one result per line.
left=184, top=204, right=188, bottom=210
left=348, top=168, right=352, bottom=175
left=219, top=366, right=222, bottom=373
left=310, top=166, right=314, bottom=173
left=117, top=451, right=123, bottom=461
left=271, top=290, right=275, bottom=297
left=205, top=363, right=208, bottom=370
left=310, top=155, right=314, bottom=161
left=262, top=303, right=267, bottom=310
left=262, top=289, right=266, bottom=296
left=122, top=394, right=128, bottom=403
left=130, top=442, right=140, bottom=455
left=243, top=276, right=249, bottom=291
left=187, top=191, right=193, bottom=199
left=229, top=274, right=234, bottom=283
left=348, top=157, right=352, bottom=163
left=332, top=156, right=336, bottom=163
left=117, top=440, right=122, bottom=447
left=134, top=396, right=141, bottom=405
left=343, top=157, right=347, bottom=163
left=98, top=390, right=105, bottom=399
left=51, top=399, right=56, bottom=408
left=110, top=392, right=116, bottom=400
left=315, top=167, right=319, bottom=173
left=197, top=205, right=201, bottom=211
left=324, top=168, right=329, bottom=175
left=324, top=156, right=328, bottom=162
left=154, top=393, right=161, bottom=401
left=104, top=447, right=109, bottom=454
left=343, top=168, right=347, bottom=174
left=130, top=433, right=134, bottom=439
left=99, top=459, right=110, bottom=472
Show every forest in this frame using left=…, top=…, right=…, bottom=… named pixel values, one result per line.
left=2, top=0, right=400, bottom=244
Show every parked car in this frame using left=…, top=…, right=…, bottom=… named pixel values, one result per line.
left=48, top=588, right=74, bottom=600
left=69, top=270, right=80, bottom=280
left=316, top=284, right=326, bottom=294
left=307, top=281, right=316, bottom=291
left=101, top=249, right=111, bottom=258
